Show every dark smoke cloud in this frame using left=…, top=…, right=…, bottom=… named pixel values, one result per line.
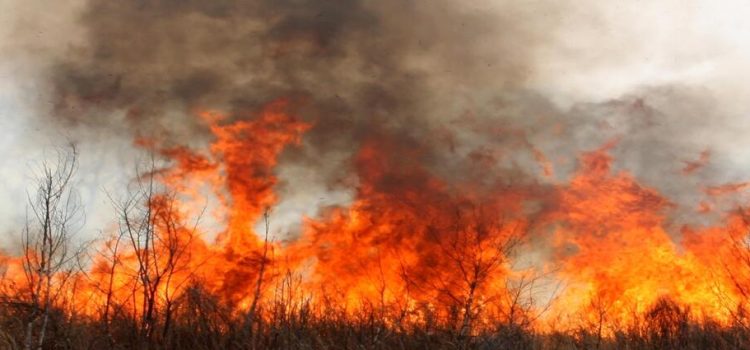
left=50, top=0, right=543, bottom=138
left=45, top=0, right=565, bottom=204
left=37, top=0, right=743, bottom=238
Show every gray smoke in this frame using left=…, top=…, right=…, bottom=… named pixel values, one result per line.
left=7, top=0, right=749, bottom=239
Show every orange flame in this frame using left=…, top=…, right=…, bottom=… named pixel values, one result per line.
left=3, top=100, right=750, bottom=334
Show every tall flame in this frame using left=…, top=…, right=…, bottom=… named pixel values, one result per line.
left=3, top=99, right=749, bottom=334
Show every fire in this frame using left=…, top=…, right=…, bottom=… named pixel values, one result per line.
left=3, top=99, right=750, bottom=337
left=143, top=99, right=312, bottom=306
left=287, top=134, right=529, bottom=320
left=547, top=145, right=732, bottom=327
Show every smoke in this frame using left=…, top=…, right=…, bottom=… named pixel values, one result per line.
left=4, top=0, right=749, bottom=240
left=34, top=0, right=560, bottom=234
left=49, top=1, right=540, bottom=134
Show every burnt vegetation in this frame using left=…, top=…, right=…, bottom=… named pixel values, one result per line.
left=4, top=0, right=750, bottom=349
left=0, top=148, right=748, bottom=350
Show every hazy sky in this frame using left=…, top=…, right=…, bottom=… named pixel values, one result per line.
left=2, top=0, right=750, bottom=248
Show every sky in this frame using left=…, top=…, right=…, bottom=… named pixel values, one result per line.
left=2, top=0, right=750, bottom=248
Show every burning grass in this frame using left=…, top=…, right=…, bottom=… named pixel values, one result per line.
left=2, top=103, right=750, bottom=349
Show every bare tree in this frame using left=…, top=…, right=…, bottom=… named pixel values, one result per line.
left=243, top=207, right=274, bottom=348
left=20, top=145, right=84, bottom=350
left=112, top=160, right=199, bottom=346
left=96, top=231, right=125, bottom=347
left=401, top=203, right=523, bottom=347
left=491, top=269, right=559, bottom=349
